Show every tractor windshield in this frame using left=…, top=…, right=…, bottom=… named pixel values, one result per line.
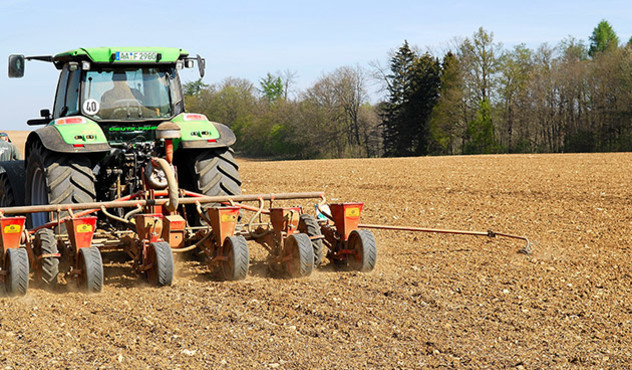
left=81, top=67, right=182, bottom=121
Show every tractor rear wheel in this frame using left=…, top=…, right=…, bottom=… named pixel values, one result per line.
left=77, top=246, right=103, bottom=293
left=25, top=141, right=96, bottom=230
left=283, top=233, right=314, bottom=278
left=176, top=147, right=241, bottom=224
left=221, top=235, right=249, bottom=281
left=4, top=248, right=29, bottom=296
left=34, top=228, right=59, bottom=286
left=146, top=241, right=174, bottom=287
left=298, top=214, right=324, bottom=267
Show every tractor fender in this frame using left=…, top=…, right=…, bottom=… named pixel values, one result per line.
left=0, top=160, right=26, bottom=206
left=26, top=125, right=110, bottom=156
left=178, top=122, right=236, bottom=149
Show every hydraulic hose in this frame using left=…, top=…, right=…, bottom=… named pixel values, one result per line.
left=153, top=157, right=178, bottom=212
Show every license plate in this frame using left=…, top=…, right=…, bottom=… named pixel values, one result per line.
left=115, top=51, right=157, bottom=61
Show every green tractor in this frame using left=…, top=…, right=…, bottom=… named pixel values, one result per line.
left=4, top=47, right=241, bottom=220
left=2, top=47, right=242, bottom=289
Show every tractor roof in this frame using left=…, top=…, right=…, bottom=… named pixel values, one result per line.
left=53, top=47, right=189, bottom=69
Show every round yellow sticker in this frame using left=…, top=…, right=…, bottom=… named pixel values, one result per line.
left=3, top=224, right=20, bottom=234
left=76, top=224, right=93, bottom=233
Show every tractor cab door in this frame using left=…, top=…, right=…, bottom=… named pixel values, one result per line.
left=53, top=63, right=81, bottom=119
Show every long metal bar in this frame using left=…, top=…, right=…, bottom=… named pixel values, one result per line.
left=183, top=190, right=271, bottom=214
left=0, top=192, right=324, bottom=215
left=359, top=223, right=533, bottom=254
left=30, top=191, right=150, bottom=233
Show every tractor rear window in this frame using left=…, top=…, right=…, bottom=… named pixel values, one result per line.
left=81, top=67, right=178, bottom=121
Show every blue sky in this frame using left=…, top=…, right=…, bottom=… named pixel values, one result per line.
left=1, top=0, right=632, bottom=130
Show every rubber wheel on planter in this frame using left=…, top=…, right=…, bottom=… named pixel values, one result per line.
left=77, top=247, right=103, bottom=293
left=146, top=241, right=174, bottom=287
left=347, top=230, right=377, bottom=272
left=34, top=228, right=59, bottom=286
left=175, top=147, right=241, bottom=225
left=298, top=213, right=324, bottom=267
left=25, top=141, right=96, bottom=230
left=220, top=236, right=249, bottom=281
left=4, top=248, right=29, bottom=296
left=283, top=233, right=314, bottom=278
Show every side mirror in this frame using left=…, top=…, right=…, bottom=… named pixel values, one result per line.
left=8, top=54, right=25, bottom=78
left=196, top=54, right=205, bottom=78
left=40, top=109, right=51, bottom=119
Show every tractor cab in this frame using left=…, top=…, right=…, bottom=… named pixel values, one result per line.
left=65, top=64, right=182, bottom=121
left=4, top=47, right=240, bottom=239
left=9, top=48, right=204, bottom=143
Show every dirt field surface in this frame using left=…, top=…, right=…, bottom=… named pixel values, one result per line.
left=2, top=140, right=632, bottom=367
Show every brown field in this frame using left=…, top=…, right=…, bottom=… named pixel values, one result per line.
left=2, top=131, right=632, bottom=367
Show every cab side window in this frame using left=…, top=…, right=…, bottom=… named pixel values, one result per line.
left=53, top=66, right=69, bottom=118
left=53, top=64, right=81, bottom=118
left=65, top=68, right=81, bottom=116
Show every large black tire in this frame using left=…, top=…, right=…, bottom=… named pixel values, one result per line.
left=283, top=233, right=314, bottom=278
left=4, top=248, right=29, bottom=296
left=298, top=214, right=324, bottom=267
left=25, top=141, right=96, bottom=229
left=175, top=147, right=241, bottom=224
left=0, top=160, right=25, bottom=207
left=221, top=235, right=249, bottom=281
left=347, top=230, right=377, bottom=272
left=34, top=228, right=59, bottom=286
left=146, top=241, right=174, bottom=287
left=0, top=173, right=16, bottom=207
left=77, top=247, right=103, bottom=293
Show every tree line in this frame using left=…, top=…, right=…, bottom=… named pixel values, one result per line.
left=184, top=20, right=632, bottom=158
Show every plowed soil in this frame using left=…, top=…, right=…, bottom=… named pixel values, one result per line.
left=3, top=149, right=632, bottom=368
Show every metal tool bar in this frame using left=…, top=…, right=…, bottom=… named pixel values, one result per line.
left=0, top=192, right=325, bottom=215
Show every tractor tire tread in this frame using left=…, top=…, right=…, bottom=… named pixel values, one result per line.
left=0, top=172, right=16, bottom=207
left=175, top=147, right=242, bottom=226
left=26, top=141, right=96, bottom=229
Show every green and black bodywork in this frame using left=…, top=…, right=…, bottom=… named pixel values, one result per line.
left=3, top=47, right=242, bottom=229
